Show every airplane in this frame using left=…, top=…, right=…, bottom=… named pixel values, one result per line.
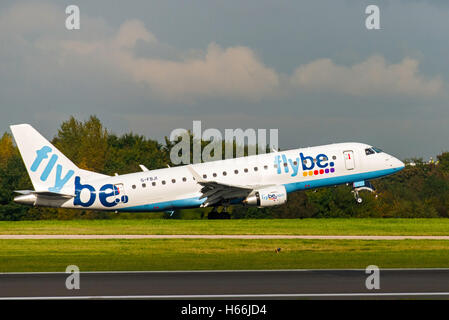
left=10, top=124, right=405, bottom=219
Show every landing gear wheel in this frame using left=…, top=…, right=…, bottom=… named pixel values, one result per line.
left=218, top=206, right=230, bottom=219
left=208, top=204, right=231, bottom=219
left=352, top=189, right=367, bottom=204
left=208, top=207, right=219, bottom=220
left=221, top=212, right=231, bottom=219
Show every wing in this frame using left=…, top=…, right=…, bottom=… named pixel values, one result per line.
left=187, top=166, right=253, bottom=207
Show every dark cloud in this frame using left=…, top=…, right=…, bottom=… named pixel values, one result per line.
left=0, top=1, right=448, bottom=160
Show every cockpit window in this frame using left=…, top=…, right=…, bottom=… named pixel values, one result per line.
left=365, top=148, right=375, bottom=156
left=372, top=147, right=382, bottom=153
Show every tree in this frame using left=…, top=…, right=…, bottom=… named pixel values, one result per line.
left=52, top=115, right=108, bottom=172
left=437, top=152, right=449, bottom=174
left=105, top=133, right=169, bottom=175
left=0, top=133, right=31, bottom=220
left=0, top=133, right=16, bottom=168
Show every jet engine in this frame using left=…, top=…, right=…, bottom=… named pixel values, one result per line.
left=243, top=185, right=287, bottom=207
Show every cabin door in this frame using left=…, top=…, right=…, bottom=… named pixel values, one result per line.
left=343, top=151, right=355, bottom=170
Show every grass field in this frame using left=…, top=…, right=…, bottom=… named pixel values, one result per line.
left=1, top=218, right=449, bottom=272
left=1, top=239, right=449, bottom=272
left=1, top=218, right=449, bottom=235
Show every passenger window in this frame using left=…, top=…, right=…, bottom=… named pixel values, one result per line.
left=172, top=179, right=176, bottom=183
left=152, top=182, right=156, bottom=186
left=244, top=168, right=248, bottom=173
left=203, top=174, right=207, bottom=179
left=142, top=183, right=146, bottom=188
left=254, top=167, right=258, bottom=171
left=162, top=180, right=166, bottom=185
left=213, top=173, right=217, bottom=177
left=234, top=169, right=238, bottom=174
left=182, top=177, right=186, bottom=182
left=264, top=165, right=268, bottom=170
left=223, top=171, right=227, bottom=176
left=132, top=185, right=136, bottom=189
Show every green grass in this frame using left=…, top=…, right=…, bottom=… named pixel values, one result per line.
left=0, top=218, right=449, bottom=235
left=1, top=219, right=448, bottom=272
left=1, top=239, right=449, bottom=272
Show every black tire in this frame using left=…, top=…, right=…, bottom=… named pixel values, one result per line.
left=208, top=210, right=218, bottom=219
left=221, top=212, right=231, bottom=219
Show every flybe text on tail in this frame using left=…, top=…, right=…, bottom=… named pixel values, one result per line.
left=32, top=146, right=74, bottom=192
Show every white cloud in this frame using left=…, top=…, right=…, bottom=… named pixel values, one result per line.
left=126, top=43, right=280, bottom=101
left=61, top=21, right=280, bottom=101
left=114, top=19, right=157, bottom=49
left=290, top=56, right=443, bottom=97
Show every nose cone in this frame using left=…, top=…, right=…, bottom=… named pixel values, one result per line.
left=386, top=155, right=405, bottom=171
left=394, top=158, right=405, bottom=171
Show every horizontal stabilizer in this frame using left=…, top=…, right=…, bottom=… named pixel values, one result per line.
left=14, top=190, right=74, bottom=199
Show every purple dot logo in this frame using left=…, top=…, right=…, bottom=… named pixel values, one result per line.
left=330, top=168, right=335, bottom=173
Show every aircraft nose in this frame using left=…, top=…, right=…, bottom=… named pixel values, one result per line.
left=386, top=154, right=405, bottom=171
left=395, top=158, right=405, bottom=170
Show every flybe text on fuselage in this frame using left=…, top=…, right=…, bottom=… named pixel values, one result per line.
left=274, top=152, right=335, bottom=177
left=73, top=177, right=129, bottom=208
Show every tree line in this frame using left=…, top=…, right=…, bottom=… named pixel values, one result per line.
left=1, top=116, right=449, bottom=220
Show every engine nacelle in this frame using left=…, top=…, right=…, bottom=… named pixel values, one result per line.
left=243, top=185, right=287, bottom=207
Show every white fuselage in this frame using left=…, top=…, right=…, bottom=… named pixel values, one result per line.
left=51, top=142, right=404, bottom=212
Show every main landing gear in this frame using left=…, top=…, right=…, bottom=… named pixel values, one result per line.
left=351, top=181, right=376, bottom=204
left=207, top=206, right=231, bottom=219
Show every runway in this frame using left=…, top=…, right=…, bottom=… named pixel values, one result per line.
left=1, top=234, right=449, bottom=240
left=1, top=269, right=449, bottom=299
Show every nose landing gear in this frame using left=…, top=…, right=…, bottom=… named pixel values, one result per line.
left=351, top=181, right=375, bottom=204
left=355, top=193, right=363, bottom=204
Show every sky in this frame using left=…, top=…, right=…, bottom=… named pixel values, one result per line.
left=1, top=0, right=448, bottom=160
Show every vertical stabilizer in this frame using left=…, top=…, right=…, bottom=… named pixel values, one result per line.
left=10, top=124, right=108, bottom=192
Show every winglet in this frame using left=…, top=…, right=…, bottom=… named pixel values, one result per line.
left=139, top=164, right=149, bottom=172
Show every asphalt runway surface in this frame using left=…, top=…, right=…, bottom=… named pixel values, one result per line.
left=1, top=269, right=449, bottom=299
